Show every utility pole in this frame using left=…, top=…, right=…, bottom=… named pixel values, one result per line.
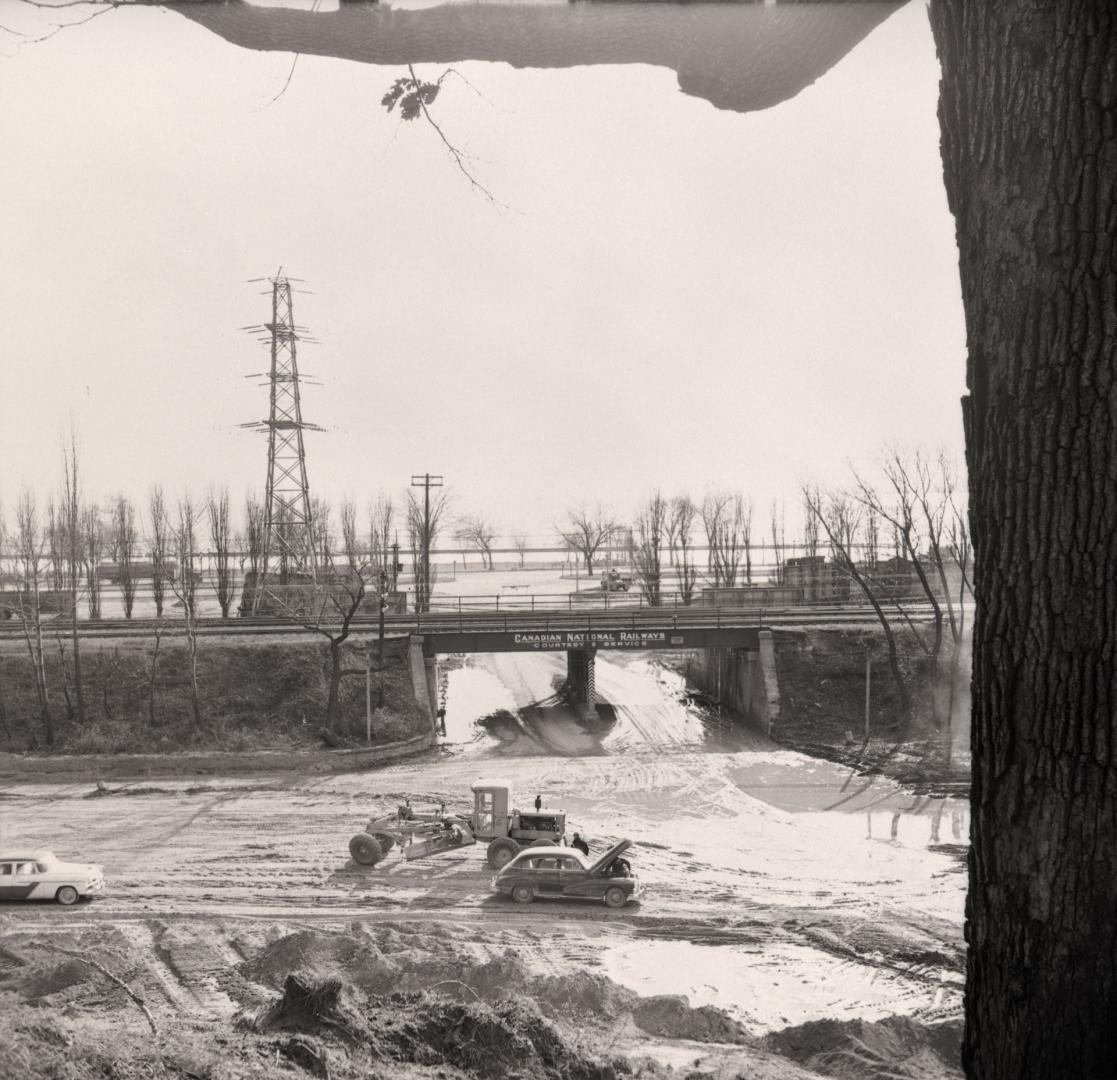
left=410, top=474, right=443, bottom=613
left=377, top=567, right=387, bottom=706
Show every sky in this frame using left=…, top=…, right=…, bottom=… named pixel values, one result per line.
left=0, top=0, right=965, bottom=543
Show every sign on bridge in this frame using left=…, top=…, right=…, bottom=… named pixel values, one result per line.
left=419, top=626, right=759, bottom=654
left=513, top=630, right=672, bottom=649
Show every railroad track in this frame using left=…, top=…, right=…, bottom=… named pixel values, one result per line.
left=0, top=604, right=930, bottom=642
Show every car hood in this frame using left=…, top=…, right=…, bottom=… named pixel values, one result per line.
left=587, top=839, right=631, bottom=877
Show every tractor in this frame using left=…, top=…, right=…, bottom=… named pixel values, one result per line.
left=348, top=781, right=566, bottom=870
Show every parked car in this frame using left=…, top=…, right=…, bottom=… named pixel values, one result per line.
left=0, top=850, right=104, bottom=905
left=491, top=839, right=639, bottom=908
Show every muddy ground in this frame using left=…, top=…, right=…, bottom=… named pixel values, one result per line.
left=0, top=651, right=966, bottom=1078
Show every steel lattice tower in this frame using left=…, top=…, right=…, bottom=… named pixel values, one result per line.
left=241, top=270, right=323, bottom=597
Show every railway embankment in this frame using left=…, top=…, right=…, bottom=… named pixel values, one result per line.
left=0, top=633, right=431, bottom=768
left=682, top=624, right=971, bottom=789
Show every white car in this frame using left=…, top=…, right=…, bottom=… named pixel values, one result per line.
left=0, top=850, right=105, bottom=905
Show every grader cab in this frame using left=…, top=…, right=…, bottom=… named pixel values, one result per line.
left=348, top=781, right=566, bottom=869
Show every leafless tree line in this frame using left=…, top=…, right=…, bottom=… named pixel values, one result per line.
left=803, top=447, right=971, bottom=759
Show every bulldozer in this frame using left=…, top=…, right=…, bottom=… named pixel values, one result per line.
left=348, top=781, right=566, bottom=870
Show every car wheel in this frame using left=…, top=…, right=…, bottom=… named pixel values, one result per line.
left=603, top=886, right=627, bottom=909
left=56, top=886, right=79, bottom=906
left=372, top=832, right=396, bottom=853
left=512, top=883, right=535, bottom=905
left=349, top=833, right=384, bottom=866
left=487, top=839, right=519, bottom=869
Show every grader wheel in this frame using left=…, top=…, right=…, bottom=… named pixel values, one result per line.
left=487, top=838, right=519, bottom=870
left=349, top=833, right=384, bottom=866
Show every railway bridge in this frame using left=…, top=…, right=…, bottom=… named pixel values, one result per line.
left=408, top=607, right=776, bottom=723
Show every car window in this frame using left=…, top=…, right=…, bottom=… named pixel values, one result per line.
left=35, top=862, right=49, bottom=874
left=15, top=862, right=36, bottom=875
left=0, top=863, right=12, bottom=876
left=558, top=857, right=581, bottom=871
left=532, top=858, right=557, bottom=870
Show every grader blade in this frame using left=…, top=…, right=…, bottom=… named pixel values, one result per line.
left=404, top=823, right=476, bottom=861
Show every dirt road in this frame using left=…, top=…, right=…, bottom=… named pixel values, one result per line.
left=0, top=654, right=967, bottom=1045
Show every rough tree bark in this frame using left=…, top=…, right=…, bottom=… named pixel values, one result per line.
left=930, top=4, right=1117, bottom=1077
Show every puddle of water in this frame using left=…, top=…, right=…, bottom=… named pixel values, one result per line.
left=601, top=938, right=955, bottom=1033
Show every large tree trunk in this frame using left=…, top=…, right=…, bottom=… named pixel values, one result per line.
left=930, top=4, right=1117, bottom=1077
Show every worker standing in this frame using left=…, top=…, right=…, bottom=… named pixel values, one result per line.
left=570, top=833, right=590, bottom=857
left=534, top=794, right=542, bottom=811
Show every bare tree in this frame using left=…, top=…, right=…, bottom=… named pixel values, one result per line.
left=803, top=493, right=820, bottom=559
left=207, top=487, right=235, bottom=619
left=457, top=515, right=497, bottom=570
left=703, top=493, right=748, bottom=588
left=804, top=486, right=910, bottom=720
left=406, top=487, right=449, bottom=612
left=267, top=549, right=373, bottom=734
left=113, top=494, right=139, bottom=618
left=82, top=502, right=105, bottom=620
left=241, top=492, right=266, bottom=614
left=340, top=498, right=360, bottom=573
left=863, top=503, right=881, bottom=570
left=558, top=504, right=613, bottom=576
left=169, top=496, right=202, bottom=728
left=663, top=507, right=681, bottom=567
left=852, top=449, right=948, bottom=727
left=10, top=490, right=53, bottom=745
left=511, top=533, right=528, bottom=569
left=633, top=492, right=667, bottom=606
left=672, top=495, right=699, bottom=605
left=740, top=496, right=754, bottom=585
left=148, top=486, right=170, bottom=618
left=367, top=493, right=394, bottom=577
left=46, top=497, right=65, bottom=591
left=769, top=501, right=786, bottom=584
left=311, top=496, right=332, bottom=570
left=61, top=434, right=86, bottom=725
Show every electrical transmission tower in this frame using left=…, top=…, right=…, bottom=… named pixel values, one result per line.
left=241, top=269, right=324, bottom=605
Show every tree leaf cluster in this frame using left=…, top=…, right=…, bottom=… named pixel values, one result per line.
left=381, top=76, right=440, bottom=121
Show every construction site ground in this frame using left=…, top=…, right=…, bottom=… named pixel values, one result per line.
left=0, top=651, right=967, bottom=1078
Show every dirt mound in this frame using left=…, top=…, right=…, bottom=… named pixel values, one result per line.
left=246, top=974, right=628, bottom=1080
left=383, top=992, right=627, bottom=1080
left=633, top=995, right=750, bottom=1044
left=241, top=928, right=403, bottom=992
left=0, top=932, right=143, bottom=1008
left=761, top=1014, right=962, bottom=1079
left=242, top=929, right=748, bottom=1045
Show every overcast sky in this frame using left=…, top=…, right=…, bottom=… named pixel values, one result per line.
left=0, top=0, right=963, bottom=542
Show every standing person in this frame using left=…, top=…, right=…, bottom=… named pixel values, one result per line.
left=534, top=793, right=542, bottom=811
left=570, top=833, right=590, bottom=857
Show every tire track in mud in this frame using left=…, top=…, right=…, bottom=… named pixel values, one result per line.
left=1, top=657, right=969, bottom=1036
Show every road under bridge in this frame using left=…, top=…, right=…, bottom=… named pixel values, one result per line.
left=410, top=613, right=774, bottom=723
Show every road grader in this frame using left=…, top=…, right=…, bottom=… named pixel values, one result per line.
left=348, top=781, right=566, bottom=870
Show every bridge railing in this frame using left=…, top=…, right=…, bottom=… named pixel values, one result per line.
left=408, top=602, right=770, bottom=635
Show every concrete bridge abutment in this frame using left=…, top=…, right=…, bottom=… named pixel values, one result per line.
left=691, top=629, right=780, bottom=735
left=566, top=647, right=597, bottom=718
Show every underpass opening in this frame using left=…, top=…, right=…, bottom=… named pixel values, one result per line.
left=432, top=637, right=773, bottom=758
